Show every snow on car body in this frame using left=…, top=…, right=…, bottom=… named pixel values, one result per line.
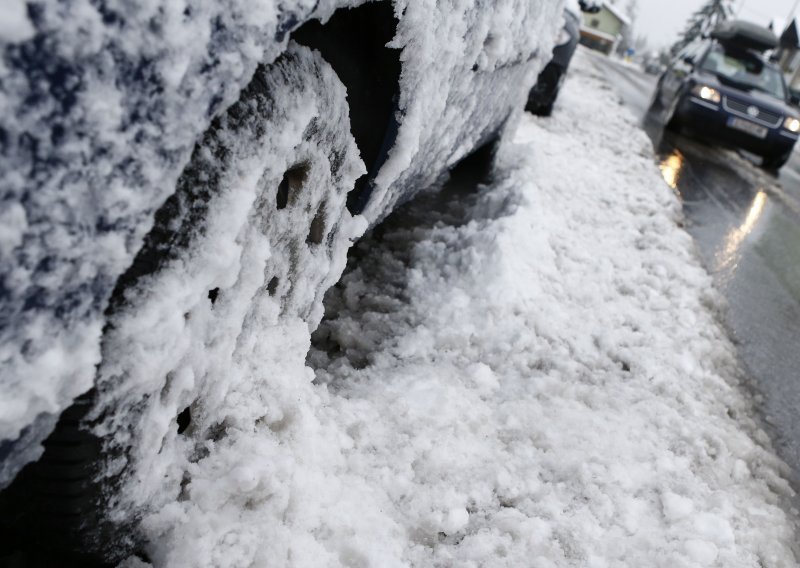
left=0, top=0, right=563, bottom=560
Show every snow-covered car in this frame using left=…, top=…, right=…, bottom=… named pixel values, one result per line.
left=0, top=0, right=562, bottom=562
left=526, top=0, right=602, bottom=116
left=652, top=20, right=800, bottom=170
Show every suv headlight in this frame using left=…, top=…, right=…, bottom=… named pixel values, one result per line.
left=691, top=85, right=721, bottom=104
left=783, top=117, right=800, bottom=132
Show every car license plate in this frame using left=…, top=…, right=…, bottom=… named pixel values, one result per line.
left=728, top=117, right=768, bottom=139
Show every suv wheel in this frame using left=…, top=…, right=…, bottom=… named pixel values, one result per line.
left=761, top=150, right=791, bottom=171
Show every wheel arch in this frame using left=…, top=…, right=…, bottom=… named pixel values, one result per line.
left=292, top=0, right=403, bottom=215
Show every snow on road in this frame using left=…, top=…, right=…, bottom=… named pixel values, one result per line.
left=135, top=52, right=799, bottom=567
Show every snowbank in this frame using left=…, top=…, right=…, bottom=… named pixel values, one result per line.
left=127, top=51, right=798, bottom=566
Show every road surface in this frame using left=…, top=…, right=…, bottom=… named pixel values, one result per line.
left=587, top=50, right=800, bottom=488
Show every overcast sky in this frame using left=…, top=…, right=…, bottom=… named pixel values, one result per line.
left=630, top=0, right=800, bottom=50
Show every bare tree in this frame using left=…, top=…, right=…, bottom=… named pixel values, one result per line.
left=626, top=0, right=639, bottom=25
left=671, top=0, right=734, bottom=55
left=634, top=34, right=649, bottom=54
left=614, top=0, right=639, bottom=56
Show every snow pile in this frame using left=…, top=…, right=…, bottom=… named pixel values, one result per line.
left=0, top=0, right=560, bottom=486
left=122, top=51, right=798, bottom=566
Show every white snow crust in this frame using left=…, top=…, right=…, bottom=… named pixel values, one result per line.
left=115, top=51, right=798, bottom=566
left=0, top=0, right=35, bottom=44
left=0, top=0, right=355, bottom=483
left=0, top=0, right=561, bottom=486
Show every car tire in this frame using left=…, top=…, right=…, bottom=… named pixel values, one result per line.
left=526, top=63, right=563, bottom=117
left=529, top=97, right=556, bottom=117
left=646, top=77, right=666, bottom=114
left=663, top=93, right=683, bottom=131
left=0, top=392, right=110, bottom=566
left=761, top=150, right=791, bottom=171
left=2, top=42, right=365, bottom=563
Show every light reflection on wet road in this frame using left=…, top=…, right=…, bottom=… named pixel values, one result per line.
left=587, top=51, right=800, bottom=488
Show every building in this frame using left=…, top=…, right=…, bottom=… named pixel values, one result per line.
left=775, top=19, right=800, bottom=93
left=579, top=3, right=630, bottom=55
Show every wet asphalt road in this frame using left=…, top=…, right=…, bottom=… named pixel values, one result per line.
left=586, top=51, right=800, bottom=488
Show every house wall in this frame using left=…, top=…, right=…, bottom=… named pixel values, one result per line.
left=582, top=7, right=625, bottom=38
left=778, top=48, right=800, bottom=90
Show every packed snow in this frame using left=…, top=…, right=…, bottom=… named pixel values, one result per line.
left=0, top=0, right=560, bottom=486
left=111, top=51, right=798, bottom=566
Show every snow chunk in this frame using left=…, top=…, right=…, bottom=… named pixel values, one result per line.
left=685, top=539, right=719, bottom=565
left=662, top=492, right=694, bottom=521
left=0, top=202, right=27, bottom=260
left=694, top=513, right=735, bottom=545
left=442, top=507, right=470, bottom=535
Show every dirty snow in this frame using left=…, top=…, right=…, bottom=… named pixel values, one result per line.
left=121, top=51, right=799, bottom=566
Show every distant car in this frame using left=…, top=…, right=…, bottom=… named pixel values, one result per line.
left=644, top=60, right=663, bottom=75
left=526, top=0, right=602, bottom=116
left=789, top=87, right=800, bottom=109
left=652, top=20, right=800, bottom=170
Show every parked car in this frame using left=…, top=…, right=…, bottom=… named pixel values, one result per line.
left=0, top=0, right=563, bottom=563
left=652, top=20, right=800, bottom=170
left=643, top=55, right=665, bottom=76
left=527, top=0, right=602, bottom=116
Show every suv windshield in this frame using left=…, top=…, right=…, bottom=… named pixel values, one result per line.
left=700, top=45, right=786, bottom=100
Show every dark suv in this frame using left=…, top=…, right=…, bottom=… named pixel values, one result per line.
left=653, top=21, right=800, bottom=170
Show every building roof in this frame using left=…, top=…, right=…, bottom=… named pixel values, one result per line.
left=604, top=3, right=631, bottom=27
left=781, top=19, right=799, bottom=49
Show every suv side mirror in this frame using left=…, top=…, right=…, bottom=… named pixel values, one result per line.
left=579, top=0, right=602, bottom=13
left=790, top=92, right=800, bottom=107
left=683, top=55, right=695, bottom=66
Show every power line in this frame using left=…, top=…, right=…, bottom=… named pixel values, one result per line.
left=789, top=0, right=800, bottom=22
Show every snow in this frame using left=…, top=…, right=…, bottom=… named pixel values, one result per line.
left=604, top=3, right=631, bottom=27
left=4, top=0, right=797, bottom=562
left=111, top=51, right=798, bottom=565
left=0, top=0, right=560, bottom=486
left=0, top=0, right=349, bottom=485
left=0, top=0, right=35, bottom=44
